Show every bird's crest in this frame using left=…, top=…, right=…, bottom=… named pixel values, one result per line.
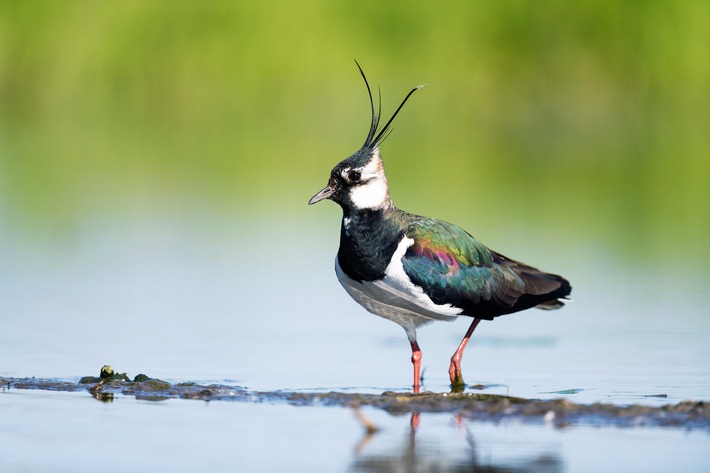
left=355, top=60, right=425, bottom=149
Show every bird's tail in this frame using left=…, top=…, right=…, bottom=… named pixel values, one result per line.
left=529, top=273, right=572, bottom=311
left=535, top=298, right=570, bottom=310
left=515, top=265, right=572, bottom=311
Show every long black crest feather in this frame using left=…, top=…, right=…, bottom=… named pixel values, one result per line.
left=354, top=60, right=425, bottom=149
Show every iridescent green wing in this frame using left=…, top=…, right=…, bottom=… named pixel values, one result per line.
left=401, top=218, right=566, bottom=318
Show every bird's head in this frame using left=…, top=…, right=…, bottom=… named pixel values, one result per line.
left=308, top=62, right=424, bottom=213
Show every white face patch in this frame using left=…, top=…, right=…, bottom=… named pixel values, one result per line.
left=348, top=150, right=391, bottom=210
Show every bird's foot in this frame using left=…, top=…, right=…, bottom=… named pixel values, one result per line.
left=449, top=364, right=466, bottom=393
left=450, top=375, right=466, bottom=394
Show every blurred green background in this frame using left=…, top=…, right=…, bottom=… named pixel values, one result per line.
left=1, top=1, right=708, bottom=267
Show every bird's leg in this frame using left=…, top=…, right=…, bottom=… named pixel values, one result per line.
left=410, top=411, right=421, bottom=430
left=410, top=340, right=422, bottom=394
left=449, top=318, right=482, bottom=391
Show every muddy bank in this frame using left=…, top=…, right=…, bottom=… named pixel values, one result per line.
left=2, top=371, right=707, bottom=431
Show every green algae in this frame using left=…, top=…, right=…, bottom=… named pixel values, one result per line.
left=79, top=365, right=131, bottom=384
left=74, top=365, right=175, bottom=401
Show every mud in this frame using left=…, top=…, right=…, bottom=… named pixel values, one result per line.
left=2, top=368, right=707, bottom=430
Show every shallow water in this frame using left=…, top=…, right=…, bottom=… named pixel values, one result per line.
left=1, top=215, right=709, bottom=471
left=1, top=389, right=707, bottom=473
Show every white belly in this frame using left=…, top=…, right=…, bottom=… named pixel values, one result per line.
left=335, top=240, right=461, bottom=342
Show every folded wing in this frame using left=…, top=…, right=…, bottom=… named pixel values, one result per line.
left=401, top=219, right=571, bottom=320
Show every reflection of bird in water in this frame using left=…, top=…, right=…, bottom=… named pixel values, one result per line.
left=350, top=411, right=562, bottom=473
left=310, top=62, right=571, bottom=393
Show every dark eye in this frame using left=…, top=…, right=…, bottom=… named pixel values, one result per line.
left=348, top=170, right=361, bottom=182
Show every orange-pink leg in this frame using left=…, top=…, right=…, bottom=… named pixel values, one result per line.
left=410, top=412, right=421, bottom=430
left=448, top=318, right=482, bottom=388
left=410, top=340, right=422, bottom=394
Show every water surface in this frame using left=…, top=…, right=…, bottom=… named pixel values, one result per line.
left=1, top=389, right=707, bottom=473
left=1, top=215, right=709, bottom=472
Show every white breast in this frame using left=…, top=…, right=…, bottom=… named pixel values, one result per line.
left=334, top=236, right=461, bottom=342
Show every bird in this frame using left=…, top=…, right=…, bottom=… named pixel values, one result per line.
left=308, top=62, right=572, bottom=393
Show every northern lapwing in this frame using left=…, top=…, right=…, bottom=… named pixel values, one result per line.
left=309, top=63, right=572, bottom=393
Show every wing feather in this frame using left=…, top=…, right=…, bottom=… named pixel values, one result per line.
left=401, top=219, right=571, bottom=320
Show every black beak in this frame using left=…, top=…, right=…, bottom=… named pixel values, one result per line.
left=308, top=183, right=335, bottom=205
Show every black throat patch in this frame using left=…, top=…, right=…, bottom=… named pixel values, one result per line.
left=337, top=208, right=403, bottom=282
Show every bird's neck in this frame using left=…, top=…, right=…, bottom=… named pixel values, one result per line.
left=337, top=207, right=403, bottom=282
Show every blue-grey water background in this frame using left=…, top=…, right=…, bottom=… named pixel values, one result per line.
left=2, top=218, right=710, bottom=401
left=2, top=2, right=709, bottom=472
left=2, top=216, right=709, bottom=472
